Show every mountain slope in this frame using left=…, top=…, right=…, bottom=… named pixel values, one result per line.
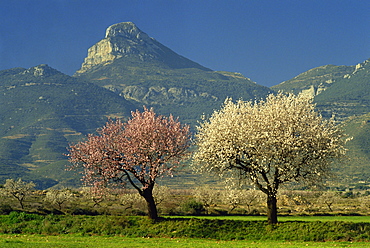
left=332, top=113, right=370, bottom=186
left=0, top=64, right=135, bottom=188
left=314, top=59, right=370, bottom=119
left=271, top=64, right=354, bottom=97
left=74, top=22, right=272, bottom=126
left=272, top=60, right=370, bottom=120
left=3, top=21, right=369, bottom=189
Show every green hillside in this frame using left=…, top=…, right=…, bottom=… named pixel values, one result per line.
left=272, top=60, right=370, bottom=120
left=331, top=113, right=370, bottom=186
left=0, top=65, right=135, bottom=188
left=271, top=64, right=354, bottom=96
left=315, top=59, right=370, bottom=119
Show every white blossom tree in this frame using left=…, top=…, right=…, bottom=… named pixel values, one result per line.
left=317, top=191, right=339, bottom=212
left=120, top=193, right=145, bottom=211
left=192, top=92, right=348, bottom=224
left=153, top=185, right=171, bottom=206
left=44, top=189, right=73, bottom=210
left=2, top=179, right=35, bottom=209
left=193, top=186, right=220, bottom=213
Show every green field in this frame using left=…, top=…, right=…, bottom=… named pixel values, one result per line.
left=2, top=213, right=370, bottom=247
left=0, top=235, right=369, bottom=248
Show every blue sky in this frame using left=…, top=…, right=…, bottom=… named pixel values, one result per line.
left=1, top=0, right=370, bottom=87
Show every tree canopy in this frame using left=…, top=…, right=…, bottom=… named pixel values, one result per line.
left=67, top=107, right=191, bottom=219
left=192, top=92, right=348, bottom=224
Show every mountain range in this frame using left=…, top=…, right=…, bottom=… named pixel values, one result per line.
left=1, top=22, right=369, bottom=189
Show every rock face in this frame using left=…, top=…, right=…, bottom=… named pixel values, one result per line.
left=118, top=85, right=218, bottom=105
left=344, top=59, right=370, bottom=79
left=75, top=22, right=210, bottom=74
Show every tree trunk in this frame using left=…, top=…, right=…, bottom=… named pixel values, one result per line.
left=267, top=194, right=278, bottom=224
left=141, top=187, right=158, bottom=220
left=19, top=200, right=24, bottom=210
left=15, top=195, right=25, bottom=209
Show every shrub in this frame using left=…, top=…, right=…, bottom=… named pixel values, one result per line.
left=68, top=207, right=99, bottom=216
left=181, top=200, right=205, bottom=215
left=0, top=204, right=13, bottom=215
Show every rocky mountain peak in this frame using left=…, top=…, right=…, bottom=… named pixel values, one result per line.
left=75, top=22, right=210, bottom=75
left=105, top=22, right=150, bottom=41
left=22, top=64, right=61, bottom=77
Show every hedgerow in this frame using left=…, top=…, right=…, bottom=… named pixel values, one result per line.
left=0, top=212, right=370, bottom=241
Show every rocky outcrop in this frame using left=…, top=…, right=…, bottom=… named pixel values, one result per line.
left=344, top=59, right=370, bottom=79
left=299, top=83, right=330, bottom=98
left=76, top=22, right=158, bottom=73
left=105, top=22, right=155, bottom=45
left=103, top=85, right=218, bottom=105
left=272, top=64, right=354, bottom=97
left=77, top=39, right=117, bottom=71
left=22, top=64, right=61, bottom=77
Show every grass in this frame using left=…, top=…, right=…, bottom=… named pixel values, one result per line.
left=0, top=235, right=369, bottom=248
left=2, top=212, right=370, bottom=241
left=2, top=213, right=370, bottom=247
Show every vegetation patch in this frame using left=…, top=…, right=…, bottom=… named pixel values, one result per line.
left=1, top=213, right=370, bottom=242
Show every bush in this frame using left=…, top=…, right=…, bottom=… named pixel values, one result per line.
left=68, top=207, right=99, bottom=216
left=181, top=200, right=205, bottom=215
left=0, top=204, right=13, bottom=215
left=342, top=191, right=355, bottom=198
left=8, top=211, right=42, bottom=224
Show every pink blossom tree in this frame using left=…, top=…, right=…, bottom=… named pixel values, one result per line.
left=67, top=107, right=191, bottom=219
